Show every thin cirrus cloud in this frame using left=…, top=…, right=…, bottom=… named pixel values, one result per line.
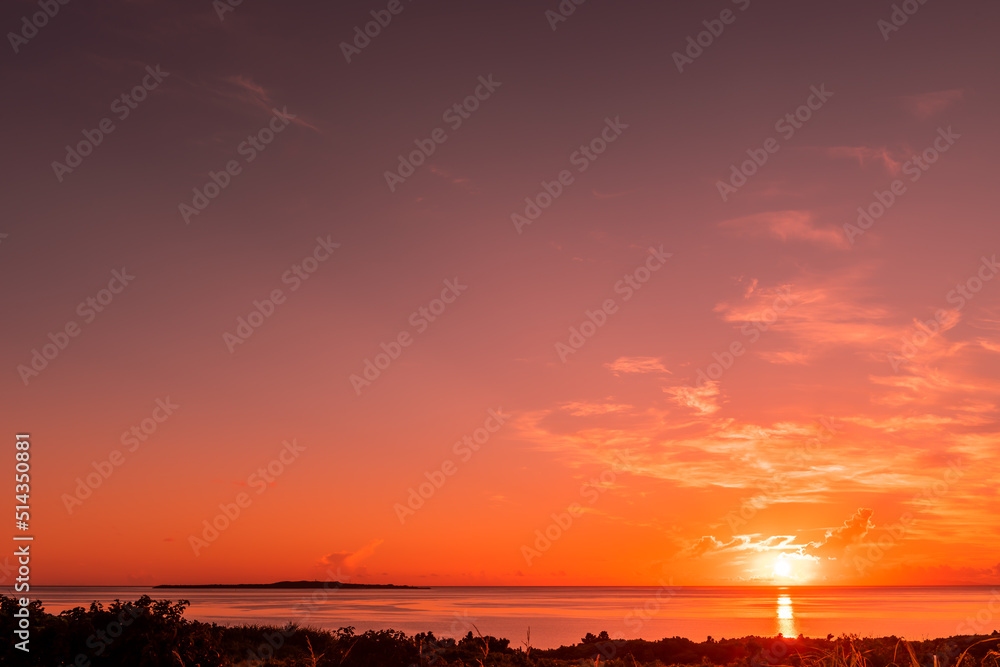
left=605, top=356, right=671, bottom=376
left=818, top=146, right=903, bottom=175
left=719, top=210, right=849, bottom=249
left=901, top=89, right=965, bottom=119
left=427, top=165, right=478, bottom=192
left=756, top=350, right=813, bottom=365
left=664, top=382, right=722, bottom=416
left=219, top=75, right=323, bottom=133
left=714, top=266, right=895, bottom=352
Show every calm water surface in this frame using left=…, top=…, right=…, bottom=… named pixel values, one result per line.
left=27, top=586, right=998, bottom=649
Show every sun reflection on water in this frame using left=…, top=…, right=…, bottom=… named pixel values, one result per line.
left=776, top=594, right=796, bottom=637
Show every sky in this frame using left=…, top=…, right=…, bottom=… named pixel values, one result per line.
left=2, top=0, right=999, bottom=587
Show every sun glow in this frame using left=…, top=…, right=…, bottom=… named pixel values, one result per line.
left=773, top=558, right=792, bottom=579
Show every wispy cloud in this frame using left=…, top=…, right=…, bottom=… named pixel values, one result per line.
left=818, top=146, right=902, bottom=175
left=218, top=75, right=322, bottom=132
left=665, top=382, right=722, bottom=415
left=901, top=89, right=964, bottom=119
left=605, top=356, right=670, bottom=375
left=318, top=539, right=383, bottom=574
left=428, top=165, right=478, bottom=192
left=719, top=210, right=848, bottom=248
left=686, top=534, right=799, bottom=558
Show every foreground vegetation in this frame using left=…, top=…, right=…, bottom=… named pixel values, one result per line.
left=1, top=595, right=998, bottom=667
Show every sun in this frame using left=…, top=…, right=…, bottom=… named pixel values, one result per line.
left=773, top=558, right=792, bottom=579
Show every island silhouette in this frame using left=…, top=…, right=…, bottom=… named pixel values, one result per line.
left=153, top=580, right=428, bottom=589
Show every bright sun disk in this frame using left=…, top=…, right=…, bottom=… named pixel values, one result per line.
left=773, top=559, right=792, bottom=578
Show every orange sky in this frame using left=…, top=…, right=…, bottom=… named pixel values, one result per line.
left=3, top=0, right=1000, bottom=587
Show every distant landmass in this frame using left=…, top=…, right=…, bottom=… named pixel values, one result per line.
left=153, top=580, right=428, bottom=589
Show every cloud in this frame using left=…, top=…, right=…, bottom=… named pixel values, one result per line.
left=318, top=539, right=383, bottom=573
left=428, top=165, right=478, bottom=192
left=715, top=265, right=895, bottom=353
left=605, top=357, right=670, bottom=376
left=686, top=534, right=798, bottom=558
left=819, top=146, right=902, bottom=175
left=876, top=561, right=1000, bottom=585
left=902, top=89, right=964, bottom=119
left=804, top=508, right=874, bottom=558
left=665, top=381, right=721, bottom=415
left=560, top=401, right=633, bottom=416
left=719, top=210, right=848, bottom=248
left=228, top=75, right=268, bottom=103
left=513, top=319, right=1000, bottom=570
left=688, top=535, right=749, bottom=557
left=757, top=350, right=812, bottom=365
left=217, top=75, right=322, bottom=132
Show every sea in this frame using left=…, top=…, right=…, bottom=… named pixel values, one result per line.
left=26, top=585, right=1000, bottom=649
